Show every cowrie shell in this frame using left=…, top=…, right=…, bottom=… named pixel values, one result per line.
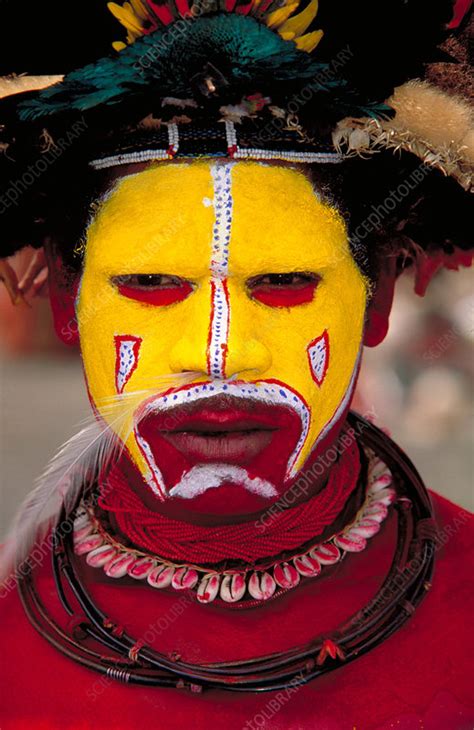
left=369, top=473, right=393, bottom=493
left=248, top=572, right=276, bottom=601
left=334, top=534, right=367, bottom=553
left=104, top=552, right=136, bottom=578
left=73, top=513, right=90, bottom=531
left=273, top=562, right=300, bottom=589
left=171, top=566, right=199, bottom=591
left=148, top=564, right=174, bottom=589
left=220, top=573, right=246, bottom=603
left=294, top=553, right=321, bottom=578
left=311, top=543, right=340, bottom=565
left=73, top=524, right=93, bottom=543
left=370, top=487, right=396, bottom=506
left=128, top=557, right=156, bottom=580
left=74, top=534, right=103, bottom=556
left=346, top=518, right=381, bottom=539
left=197, top=573, right=220, bottom=604
left=364, top=503, right=388, bottom=523
left=86, top=545, right=117, bottom=568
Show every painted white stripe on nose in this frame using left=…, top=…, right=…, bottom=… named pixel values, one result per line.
left=207, top=163, right=234, bottom=378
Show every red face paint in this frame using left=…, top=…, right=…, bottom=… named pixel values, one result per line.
left=248, top=273, right=320, bottom=307
left=134, top=386, right=305, bottom=517
left=115, top=275, right=193, bottom=306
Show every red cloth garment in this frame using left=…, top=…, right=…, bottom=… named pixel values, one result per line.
left=1, top=491, right=473, bottom=730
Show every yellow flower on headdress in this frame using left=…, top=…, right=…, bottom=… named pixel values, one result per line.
left=267, top=0, right=322, bottom=53
left=109, top=0, right=323, bottom=54
left=108, top=0, right=150, bottom=48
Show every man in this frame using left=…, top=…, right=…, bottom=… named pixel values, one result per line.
left=0, top=0, right=473, bottom=727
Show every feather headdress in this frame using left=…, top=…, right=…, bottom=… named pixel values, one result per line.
left=0, top=0, right=472, bottom=287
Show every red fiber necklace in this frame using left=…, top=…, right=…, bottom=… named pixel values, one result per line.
left=75, top=444, right=395, bottom=604
left=98, top=436, right=362, bottom=564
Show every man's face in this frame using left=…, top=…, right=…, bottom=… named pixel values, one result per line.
left=77, top=161, right=368, bottom=516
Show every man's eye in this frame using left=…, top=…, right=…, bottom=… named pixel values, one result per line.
left=112, top=274, right=193, bottom=305
left=114, top=274, right=183, bottom=289
left=247, top=272, right=320, bottom=307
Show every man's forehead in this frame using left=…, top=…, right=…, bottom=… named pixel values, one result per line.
left=86, top=160, right=349, bottom=274
left=98, top=159, right=313, bottom=208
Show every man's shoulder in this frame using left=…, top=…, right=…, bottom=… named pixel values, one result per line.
left=430, top=488, right=473, bottom=521
left=429, top=489, right=473, bottom=560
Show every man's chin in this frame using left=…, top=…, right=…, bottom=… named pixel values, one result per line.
left=165, top=481, right=280, bottom=521
left=163, top=463, right=280, bottom=520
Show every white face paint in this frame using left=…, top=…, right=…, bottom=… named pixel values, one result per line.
left=114, top=335, right=142, bottom=394
left=307, top=331, right=329, bottom=387
left=169, top=464, right=278, bottom=500
left=206, top=163, right=233, bottom=378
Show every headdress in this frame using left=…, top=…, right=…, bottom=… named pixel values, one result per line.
left=0, top=0, right=472, bottom=292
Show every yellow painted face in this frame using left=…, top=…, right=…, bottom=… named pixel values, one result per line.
left=78, top=161, right=368, bottom=511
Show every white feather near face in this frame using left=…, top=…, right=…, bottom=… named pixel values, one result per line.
left=0, top=372, right=196, bottom=584
left=0, top=417, right=116, bottom=583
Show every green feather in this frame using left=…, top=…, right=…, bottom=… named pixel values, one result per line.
left=18, top=14, right=336, bottom=121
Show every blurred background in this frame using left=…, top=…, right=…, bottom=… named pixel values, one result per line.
left=0, top=251, right=472, bottom=538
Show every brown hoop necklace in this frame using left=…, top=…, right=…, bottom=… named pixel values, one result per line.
left=18, top=413, right=437, bottom=693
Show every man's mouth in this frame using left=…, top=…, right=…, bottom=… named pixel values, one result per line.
left=142, top=409, right=279, bottom=464
left=160, top=421, right=276, bottom=462
left=133, top=385, right=309, bottom=504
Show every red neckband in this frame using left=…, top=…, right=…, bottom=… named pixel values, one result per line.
left=98, top=435, right=362, bottom=564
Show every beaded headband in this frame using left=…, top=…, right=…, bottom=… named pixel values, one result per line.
left=89, top=120, right=343, bottom=170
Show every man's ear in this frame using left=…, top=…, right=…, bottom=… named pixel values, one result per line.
left=364, top=255, right=397, bottom=347
left=45, top=247, right=81, bottom=346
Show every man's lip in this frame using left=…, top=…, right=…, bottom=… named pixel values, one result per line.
left=140, top=397, right=293, bottom=432
left=136, top=394, right=301, bottom=468
left=161, top=416, right=278, bottom=433
left=161, top=430, right=274, bottom=462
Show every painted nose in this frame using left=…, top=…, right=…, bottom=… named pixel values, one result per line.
left=168, top=327, right=209, bottom=377
left=222, top=337, right=272, bottom=380
left=169, top=275, right=272, bottom=379
left=169, top=331, right=272, bottom=379
left=168, top=307, right=272, bottom=380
